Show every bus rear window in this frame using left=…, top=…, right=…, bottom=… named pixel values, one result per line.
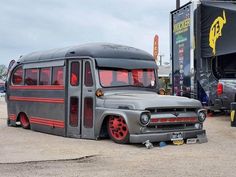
left=40, top=68, right=50, bottom=85
left=12, top=66, right=23, bottom=85
left=25, top=69, right=38, bottom=85
left=52, top=66, right=64, bottom=85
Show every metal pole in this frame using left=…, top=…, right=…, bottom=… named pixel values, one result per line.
left=176, top=0, right=180, bottom=9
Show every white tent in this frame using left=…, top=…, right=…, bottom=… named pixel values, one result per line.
left=0, top=79, right=4, bottom=84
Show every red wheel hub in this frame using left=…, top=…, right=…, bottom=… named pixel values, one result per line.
left=108, top=116, right=128, bottom=140
left=20, top=114, right=29, bottom=128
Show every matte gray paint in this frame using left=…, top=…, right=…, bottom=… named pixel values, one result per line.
left=6, top=43, right=206, bottom=143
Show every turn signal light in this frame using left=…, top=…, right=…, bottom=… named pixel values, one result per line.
left=96, top=89, right=104, bottom=97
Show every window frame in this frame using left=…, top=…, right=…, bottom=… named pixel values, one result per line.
left=98, top=68, right=157, bottom=88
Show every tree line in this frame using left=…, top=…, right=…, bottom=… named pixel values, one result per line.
left=0, top=65, right=7, bottom=81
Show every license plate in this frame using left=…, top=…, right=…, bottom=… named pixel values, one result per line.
left=186, top=138, right=197, bottom=144
left=171, top=132, right=183, bottom=141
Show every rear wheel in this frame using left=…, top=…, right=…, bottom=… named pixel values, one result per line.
left=107, top=116, right=129, bottom=144
left=19, top=113, right=30, bottom=129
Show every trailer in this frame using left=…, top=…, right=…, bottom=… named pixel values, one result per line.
left=171, top=0, right=236, bottom=110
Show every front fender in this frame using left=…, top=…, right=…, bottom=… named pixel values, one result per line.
left=94, top=108, right=145, bottom=138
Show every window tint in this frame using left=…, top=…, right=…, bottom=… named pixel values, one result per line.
left=84, top=62, right=93, bottom=87
left=99, top=68, right=156, bottom=88
left=99, top=70, right=112, bottom=87
left=70, top=62, right=80, bottom=86
left=70, top=97, right=78, bottom=127
left=12, top=66, right=23, bottom=85
left=84, top=97, right=93, bottom=128
left=117, top=70, right=128, bottom=83
left=39, top=68, right=51, bottom=85
left=52, top=66, right=64, bottom=85
left=25, top=69, right=38, bottom=85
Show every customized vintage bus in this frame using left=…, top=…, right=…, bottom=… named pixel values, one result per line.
left=6, top=43, right=207, bottom=144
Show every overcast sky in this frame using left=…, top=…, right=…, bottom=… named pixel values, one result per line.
left=0, top=0, right=190, bottom=66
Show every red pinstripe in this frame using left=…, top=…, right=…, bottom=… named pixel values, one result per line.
left=9, top=85, right=64, bottom=90
left=151, top=117, right=197, bottom=123
left=9, top=114, right=17, bottom=121
left=30, top=117, right=64, bottom=128
left=9, top=96, right=64, bottom=104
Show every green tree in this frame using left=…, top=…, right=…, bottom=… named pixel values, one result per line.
left=0, top=65, right=7, bottom=81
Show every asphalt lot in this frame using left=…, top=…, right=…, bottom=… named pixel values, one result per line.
left=1, top=97, right=236, bottom=177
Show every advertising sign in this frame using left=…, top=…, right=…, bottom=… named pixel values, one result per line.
left=172, top=4, right=191, bottom=97
left=201, top=2, right=236, bottom=57
left=153, top=34, right=159, bottom=62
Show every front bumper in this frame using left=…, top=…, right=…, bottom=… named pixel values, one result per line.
left=129, top=129, right=206, bottom=143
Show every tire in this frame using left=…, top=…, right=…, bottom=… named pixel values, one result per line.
left=19, top=113, right=30, bottom=129
left=107, top=116, right=129, bottom=144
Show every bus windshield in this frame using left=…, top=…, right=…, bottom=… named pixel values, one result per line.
left=99, top=68, right=156, bottom=88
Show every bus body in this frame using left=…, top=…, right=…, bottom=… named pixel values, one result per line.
left=6, top=43, right=207, bottom=144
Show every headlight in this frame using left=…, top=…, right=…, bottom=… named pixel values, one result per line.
left=198, top=110, right=206, bottom=122
left=140, top=113, right=151, bottom=126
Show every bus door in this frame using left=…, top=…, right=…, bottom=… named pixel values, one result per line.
left=67, top=60, right=82, bottom=138
left=81, top=59, right=96, bottom=139
left=67, top=59, right=95, bottom=139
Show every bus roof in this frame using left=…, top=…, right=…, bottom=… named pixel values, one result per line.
left=18, top=43, right=154, bottom=63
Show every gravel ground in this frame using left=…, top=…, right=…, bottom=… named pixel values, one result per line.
left=1, top=97, right=236, bottom=177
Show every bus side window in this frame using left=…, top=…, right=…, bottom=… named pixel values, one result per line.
left=12, top=66, right=23, bottom=85
left=25, top=69, right=38, bottom=85
left=39, top=68, right=51, bottom=85
left=52, top=66, right=64, bottom=85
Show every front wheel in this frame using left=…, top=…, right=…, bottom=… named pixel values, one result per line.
left=107, top=116, right=129, bottom=144
left=19, top=113, right=30, bottom=129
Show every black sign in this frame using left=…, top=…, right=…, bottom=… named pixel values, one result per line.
left=201, top=2, right=236, bottom=57
left=172, top=4, right=191, bottom=97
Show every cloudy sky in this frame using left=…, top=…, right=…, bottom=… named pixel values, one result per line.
left=0, top=0, right=189, bottom=66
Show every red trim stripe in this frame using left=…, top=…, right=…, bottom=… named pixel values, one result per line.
left=30, top=117, right=64, bottom=128
left=9, top=96, right=64, bottom=104
left=151, top=117, right=198, bottom=123
left=9, top=85, right=64, bottom=90
left=9, top=114, right=17, bottom=121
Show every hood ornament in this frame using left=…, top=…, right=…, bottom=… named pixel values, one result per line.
left=173, top=112, right=179, bottom=117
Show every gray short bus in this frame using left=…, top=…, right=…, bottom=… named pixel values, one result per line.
left=6, top=43, right=207, bottom=144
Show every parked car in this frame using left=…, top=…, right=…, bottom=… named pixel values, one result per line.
left=213, top=79, right=236, bottom=111
left=0, top=84, right=5, bottom=97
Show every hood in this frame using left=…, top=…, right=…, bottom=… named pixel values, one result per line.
left=102, top=91, right=202, bottom=110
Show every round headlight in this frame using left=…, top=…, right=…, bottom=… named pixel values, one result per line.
left=198, top=111, right=206, bottom=122
left=140, top=113, right=151, bottom=126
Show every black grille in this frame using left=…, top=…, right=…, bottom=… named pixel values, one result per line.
left=147, top=123, right=195, bottom=131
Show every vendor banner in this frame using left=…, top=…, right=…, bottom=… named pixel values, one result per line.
left=201, top=2, right=236, bottom=57
left=172, top=4, right=191, bottom=97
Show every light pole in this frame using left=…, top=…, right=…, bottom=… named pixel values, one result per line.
left=176, top=0, right=180, bottom=9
